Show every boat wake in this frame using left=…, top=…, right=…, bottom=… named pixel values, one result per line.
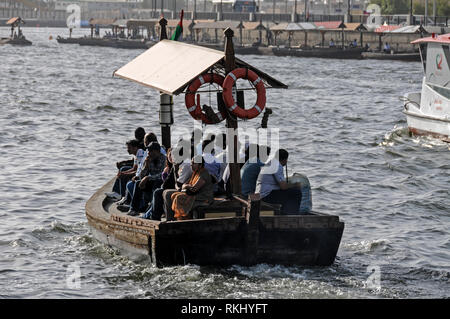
left=380, top=125, right=450, bottom=149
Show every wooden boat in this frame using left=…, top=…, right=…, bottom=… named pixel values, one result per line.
left=86, top=18, right=345, bottom=267
left=2, top=17, right=32, bottom=46
left=272, top=46, right=364, bottom=59
left=362, top=51, right=421, bottom=62
left=86, top=179, right=344, bottom=266
left=56, top=36, right=81, bottom=44
left=0, top=37, right=32, bottom=45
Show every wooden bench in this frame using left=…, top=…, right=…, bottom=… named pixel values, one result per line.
left=192, top=196, right=282, bottom=219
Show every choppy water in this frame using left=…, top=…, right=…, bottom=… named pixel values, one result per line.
left=0, top=27, right=449, bottom=299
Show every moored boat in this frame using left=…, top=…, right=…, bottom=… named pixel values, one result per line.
left=272, top=46, right=364, bottom=59
left=56, top=35, right=81, bottom=44
left=402, top=33, right=450, bottom=142
left=85, top=17, right=345, bottom=267
left=362, top=51, right=421, bottom=62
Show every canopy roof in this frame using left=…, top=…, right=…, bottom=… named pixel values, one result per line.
left=193, top=21, right=243, bottom=30
left=383, top=25, right=426, bottom=34
left=314, top=21, right=346, bottom=30
left=114, top=40, right=287, bottom=95
left=127, top=19, right=158, bottom=29
left=411, top=33, right=450, bottom=45
left=345, top=23, right=367, bottom=31
left=270, top=22, right=289, bottom=32
left=242, top=21, right=266, bottom=31
left=112, top=19, right=128, bottom=28
left=6, top=17, right=24, bottom=26
left=375, top=25, right=401, bottom=33
left=298, top=22, right=318, bottom=30
left=285, top=22, right=303, bottom=31
left=89, top=18, right=116, bottom=27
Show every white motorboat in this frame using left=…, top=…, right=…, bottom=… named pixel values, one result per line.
left=402, top=33, right=450, bottom=142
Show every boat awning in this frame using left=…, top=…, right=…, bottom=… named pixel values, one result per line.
left=89, top=18, right=116, bottom=27
left=193, top=21, right=243, bottom=31
left=6, top=17, right=24, bottom=25
left=411, top=33, right=450, bottom=45
left=127, top=19, right=158, bottom=29
left=113, top=39, right=287, bottom=95
left=112, top=19, right=128, bottom=28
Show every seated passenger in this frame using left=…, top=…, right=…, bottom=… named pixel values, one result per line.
left=214, top=133, right=228, bottom=193
left=202, top=139, right=221, bottom=185
left=141, top=146, right=192, bottom=220
left=135, top=127, right=146, bottom=151
left=383, top=42, right=391, bottom=53
left=115, top=127, right=147, bottom=171
left=163, top=155, right=214, bottom=221
left=255, top=149, right=303, bottom=215
left=125, top=142, right=166, bottom=216
left=241, top=144, right=271, bottom=197
left=106, top=139, right=144, bottom=200
left=329, top=39, right=335, bottom=47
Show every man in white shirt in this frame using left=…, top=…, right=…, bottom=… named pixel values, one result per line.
left=255, top=149, right=303, bottom=215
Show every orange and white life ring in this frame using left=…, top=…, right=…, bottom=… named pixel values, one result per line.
left=222, top=68, right=266, bottom=119
left=185, top=73, right=227, bottom=124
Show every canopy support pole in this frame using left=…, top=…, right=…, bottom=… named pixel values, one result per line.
left=159, top=17, right=172, bottom=150
left=223, top=28, right=241, bottom=196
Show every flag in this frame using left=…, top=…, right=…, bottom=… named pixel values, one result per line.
left=170, top=10, right=184, bottom=41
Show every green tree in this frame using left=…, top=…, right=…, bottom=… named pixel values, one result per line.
left=370, top=0, right=410, bottom=14
left=414, top=0, right=450, bottom=16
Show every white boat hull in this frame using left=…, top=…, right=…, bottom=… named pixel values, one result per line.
left=403, top=78, right=450, bottom=142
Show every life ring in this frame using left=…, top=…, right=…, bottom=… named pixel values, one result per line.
left=222, top=68, right=266, bottom=119
left=185, top=73, right=227, bottom=124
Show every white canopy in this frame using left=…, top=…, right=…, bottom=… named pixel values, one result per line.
left=114, top=40, right=225, bottom=95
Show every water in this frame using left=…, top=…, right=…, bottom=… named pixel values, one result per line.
left=0, top=27, right=449, bottom=299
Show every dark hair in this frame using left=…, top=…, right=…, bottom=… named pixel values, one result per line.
left=126, top=139, right=140, bottom=148
left=277, top=149, right=289, bottom=162
left=135, top=127, right=146, bottom=141
left=165, top=148, right=173, bottom=169
left=147, top=141, right=161, bottom=152
left=144, top=132, right=157, bottom=146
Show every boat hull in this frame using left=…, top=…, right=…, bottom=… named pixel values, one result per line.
left=86, top=179, right=344, bottom=267
left=403, top=80, right=450, bottom=142
left=0, top=37, right=32, bottom=45
left=362, top=51, right=421, bottom=62
left=56, top=36, right=81, bottom=44
left=272, top=47, right=364, bottom=59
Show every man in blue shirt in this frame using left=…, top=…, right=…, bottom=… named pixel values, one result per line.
left=241, top=144, right=270, bottom=197
left=255, top=149, right=302, bottom=215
